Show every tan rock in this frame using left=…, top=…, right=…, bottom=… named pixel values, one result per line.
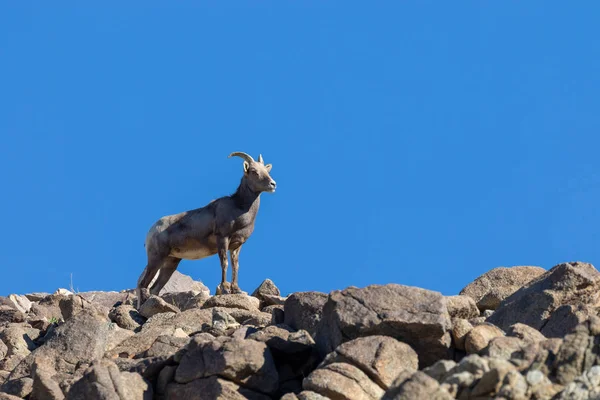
left=303, top=362, right=384, bottom=400
left=446, top=295, right=479, bottom=319
left=465, top=323, right=504, bottom=354
left=460, top=265, right=545, bottom=311
left=451, top=318, right=473, bottom=351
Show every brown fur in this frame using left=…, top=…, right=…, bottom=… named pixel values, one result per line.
left=136, top=152, right=276, bottom=308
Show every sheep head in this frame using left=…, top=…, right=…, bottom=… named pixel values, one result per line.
left=229, top=151, right=277, bottom=193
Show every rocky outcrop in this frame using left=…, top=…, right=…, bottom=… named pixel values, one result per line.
left=315, top=284, right=452, bottom=368
left=487, top=262, right=600, bottom=337
left=2, top=264, right=600, bottom=399
left=460, top=265, right=546, bottom=311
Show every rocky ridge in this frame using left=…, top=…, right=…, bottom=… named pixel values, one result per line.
left=0, top=263, right=600, bottom=399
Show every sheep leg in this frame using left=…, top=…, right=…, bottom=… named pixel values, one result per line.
left=136, top=256, right=165, bottom=309
left=216, top=236, right=231, bottom=295
left=149, top=257, right=181, bottom=296
left=230, top=246, right=242, bottom=294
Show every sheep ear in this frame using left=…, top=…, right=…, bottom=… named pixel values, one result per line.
left=243, top=161, right=250, bottom=172
left=265, top=164, right=272, bottom=172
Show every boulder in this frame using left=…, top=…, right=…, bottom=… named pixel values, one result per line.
left=315, top=284, right=452, bottom=367
left=284, top=291, right=328, bottom=337
left=0, top=325, right=40, bottom=359
left=507, top=322, right=547, bottom=344
left=382, top=371, right=453, bottom=400
left=264, top=305, right=284, bottom=325
left=0, top=306, right=25, bottom=324
left=540, top=304, right=595, bottom=338
left=108, top=304, right=146, bottom=331
left=66, top=359, right=152, bottom=400
left=77, top=291, right=133, bottom=308
left=8, top=309, right=110, bottom=380
left=138, top=295, right=180, bottom=318
left=202, top=294, right=260, bottom=312
left=451, top=319, right=473, bottom=351
left=144, top=335, right=189, bottom=358
left=212, top=309, right=240, bottom=331
left=459, top=265, right=546, bottom=311
left=247, top=325, right=314, bottom=355
left=161, top=290, right=209, bottom=311
left=464, top=323, right=504, bottom=354
left=487, top=262, right=600, bottom=336
left=105, top=325, right=135, bottom=353
left=303, top=362, right=384, bottom=400
left=175, top=337, right=279, bottom=394
left=445, top=295, right=479, bottom=319
left=30, top=358, right=64, bottom=400
left=319, top=335, right=418, bottom=390
left=28, top=294, right=67, bottom=321
left=59, top=295, right=109, bottom=321
left=166, top=375, right=271, bottom=400
left=158, top=270, right=210, bottom=297
left=0, top=377, right=33, bottom=398
left=8, top=294, right=32, bottom=314
left=252, top=279, right=280, bottom=299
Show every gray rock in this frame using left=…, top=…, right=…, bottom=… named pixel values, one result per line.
left=541, top=304, right=594, bottom=338
left=78, top=291, right=133, bottom=308
left=252, top=279, right=280, bottom=300
left=303, top=362, right=384, bottom=400
left=156, top=365, right=176, bottom=398
left=315, top=284, right=452, bottom=368
left=487, top=262, right=600, bottom=336
left=66, top=359, right=152, bottom=400
left=0, top=377, right=33, bottom=398
left=161, top=290, right=209, bottom=311
left=247, top=325, right=315, bottom=355
left=320, top=335, right=418, bottom=390
left=108, top=305, right=146, bottom=331
left=469, top=358, right=517, bottom=397
left=24, top=293, right=50, bottom=302
left=166, top=375, right=271, bottom=400
left=29, top=294, right=67, bottom=321
left=158, top=270, right=210, bottom=297
left=264, top=305, right=284, bottom=325
left=138, top=295, right=180, bottom=318
left=423, top=360, right=457, bottom=383
left=104, top=325, right=135, bottom=353
left=59, top=295, right=109, bottom=321
left=175, top=337, right=279, bottom=394
left=202, top=294, right=260, bottom=312
left=212, top=309, right=240, bottom=331
left=284, top=291, right=328, bottom=337
left=8, top=309, right=111, bottom=381
left=145, top=335, right=190, bottom=358
left=507, top=322, right=546, bottom=344
left=459, top=265, right=546, bottom=311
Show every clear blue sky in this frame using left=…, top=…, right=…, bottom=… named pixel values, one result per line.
left=2, top=2, right=600, bottom=297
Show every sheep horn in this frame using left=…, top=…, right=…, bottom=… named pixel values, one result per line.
left=258, top=154, right=264, bottom=164
left=228, top=152, right=255, bottom=163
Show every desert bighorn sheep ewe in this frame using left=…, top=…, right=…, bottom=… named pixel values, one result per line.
left=136, top=152, right=276, bottom=308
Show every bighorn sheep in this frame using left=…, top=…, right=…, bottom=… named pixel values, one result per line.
left=136, top=152, right=276, bottom=308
